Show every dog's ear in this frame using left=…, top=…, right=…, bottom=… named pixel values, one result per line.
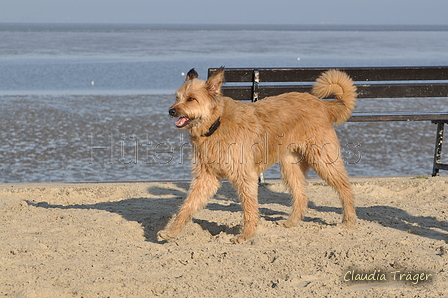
left=185, top=68, right=198, bottom=82
left=206, top=67, right=224, bottom=95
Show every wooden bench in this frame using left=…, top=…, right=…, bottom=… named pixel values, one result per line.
left=207, top=66, right=448, bottom=177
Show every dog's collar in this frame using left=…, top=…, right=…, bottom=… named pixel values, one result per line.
left=202, top=117, right=221, bottom=137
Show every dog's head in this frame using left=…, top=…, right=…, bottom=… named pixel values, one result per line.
left=169, top=68, right=224, bottom=132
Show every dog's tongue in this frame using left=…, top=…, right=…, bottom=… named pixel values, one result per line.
left=175, top=116, right=190, bottom=127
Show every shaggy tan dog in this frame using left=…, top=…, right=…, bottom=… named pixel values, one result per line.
left=158, top=68, right=357, bottom=243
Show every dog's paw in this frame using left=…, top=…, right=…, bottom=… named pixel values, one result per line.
left=278, top=219, right=298, bottom=228
left=342, top=215, right=357, bottom=228
left=230, top=234, right=253, bottom=244
left=157, top=229, right=176, bottom=242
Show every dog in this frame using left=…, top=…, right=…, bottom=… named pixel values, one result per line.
left=158, top=67, right=357, bottom=243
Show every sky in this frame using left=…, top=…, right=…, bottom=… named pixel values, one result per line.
left=0, top=0, right=447, bottom=25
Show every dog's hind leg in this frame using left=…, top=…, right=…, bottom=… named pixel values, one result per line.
left=310, top=154, right=357, bottom=227
left=157, top=173, right=221, bottom=241
left=280, top=154, right=309, bottom=227
left=229, top=175, right=259, bottom=243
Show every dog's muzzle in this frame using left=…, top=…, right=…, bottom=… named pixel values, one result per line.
left=169, top=108, right=192, bottom=128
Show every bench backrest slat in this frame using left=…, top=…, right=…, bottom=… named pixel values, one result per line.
left=217, top=83, right=448, bottom=101
left=208, top=67, right=448, bottom=101
left=208, top=66, right=448, bottom=82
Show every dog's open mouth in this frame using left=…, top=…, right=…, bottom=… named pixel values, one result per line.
left=175, top=116, right=191, bottom=128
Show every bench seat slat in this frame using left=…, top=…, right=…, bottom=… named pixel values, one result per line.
left=349, top=112, right=448, bottom=122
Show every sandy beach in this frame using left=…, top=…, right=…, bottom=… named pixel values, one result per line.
left=1, top=176, right=447, bottom=297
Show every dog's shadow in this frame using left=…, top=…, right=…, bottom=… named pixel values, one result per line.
left=24, top=182, right=240, bottom=243
left=27, top=182, right=448, bottom=243
left=25, top=182, right=289, bottom=243
left=26, top=196, right=177, bottom=243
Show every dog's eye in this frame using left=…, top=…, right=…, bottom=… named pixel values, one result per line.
left=187, top=97, right=196, bottom=102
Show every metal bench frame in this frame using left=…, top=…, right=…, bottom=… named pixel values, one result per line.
left=208, top=66, right=448, bottom=177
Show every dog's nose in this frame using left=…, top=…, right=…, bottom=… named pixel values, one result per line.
left=169, top=108, right=178, bottom=117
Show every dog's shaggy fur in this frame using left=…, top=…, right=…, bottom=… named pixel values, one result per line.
left=158, top=68, right=357, bottom=243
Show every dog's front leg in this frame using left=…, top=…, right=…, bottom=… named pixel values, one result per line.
left=157, top=174, right=220, bottom=242
left=230, top=177, right=259, bottom=243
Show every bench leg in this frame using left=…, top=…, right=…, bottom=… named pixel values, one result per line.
left=432, top=121, right=445, bottom=177
left=258, top=172, right=266, bottom=185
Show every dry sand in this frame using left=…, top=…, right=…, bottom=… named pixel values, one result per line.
left=1, top=176, right=447, bottom=297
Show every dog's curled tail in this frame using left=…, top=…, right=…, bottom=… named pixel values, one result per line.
left=312, top=69, right=357, bottom=125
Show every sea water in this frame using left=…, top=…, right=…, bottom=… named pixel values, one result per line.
left=1, top=23, right=448, bottom=182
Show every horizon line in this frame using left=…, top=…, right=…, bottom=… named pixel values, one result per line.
left=1, top=23, right=448, bottom=31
